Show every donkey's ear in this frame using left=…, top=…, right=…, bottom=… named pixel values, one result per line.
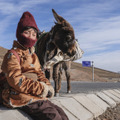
left=52, top=9, right=65, bottom=24
left=52, top=9, right=72, bottom=28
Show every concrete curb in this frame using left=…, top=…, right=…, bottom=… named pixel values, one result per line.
left=0, top=89, right=120, bottom=120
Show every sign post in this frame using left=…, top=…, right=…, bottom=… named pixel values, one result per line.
left=92, top=61, right=94, bottom=82
left=118, top=71, right=120, bottom=82
left=82, top=61, right=94, bottom=82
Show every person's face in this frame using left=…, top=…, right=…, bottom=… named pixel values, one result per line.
left=22, top=28, right=37, bottom=40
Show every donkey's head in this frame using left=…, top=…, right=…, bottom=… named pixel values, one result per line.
left=50, top=9, right=76, bottom=57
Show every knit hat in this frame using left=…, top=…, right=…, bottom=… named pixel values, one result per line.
left=16, top=11, right=39, bottom=48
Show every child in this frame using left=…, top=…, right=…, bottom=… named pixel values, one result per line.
left=1, top=11, right=68, bottom=120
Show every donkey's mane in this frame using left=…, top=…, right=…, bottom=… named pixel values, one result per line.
left=35, top=28, right=58, bottom=68
left=35, top=32, right=50, bottom=66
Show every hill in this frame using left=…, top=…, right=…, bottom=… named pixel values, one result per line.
left=70, top=62, right=119, bottom=82
left=0, top=46, right=119, bottom=82
left=0, top=46, right=8, bottom=69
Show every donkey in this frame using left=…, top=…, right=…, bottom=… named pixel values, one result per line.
left=35, top=9, right=77, bottom=96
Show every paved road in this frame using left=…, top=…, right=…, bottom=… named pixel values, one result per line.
left=51, top=81, right=120, bottom=94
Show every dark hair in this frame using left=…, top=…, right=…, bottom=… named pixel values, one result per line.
left=21, top=26, right=40, bottom=38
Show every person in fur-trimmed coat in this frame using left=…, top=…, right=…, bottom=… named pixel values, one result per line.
left=1, top=11, right=68, bottom=120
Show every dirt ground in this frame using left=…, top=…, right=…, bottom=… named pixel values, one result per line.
left=94, top=103, right=120, bottom=120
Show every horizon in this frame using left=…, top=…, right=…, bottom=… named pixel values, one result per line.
left=0, top=0, right=120, bottom=72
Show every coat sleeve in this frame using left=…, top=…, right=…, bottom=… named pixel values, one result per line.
left=1, top=52, right=48, bottom=96
left=37, top=69, right=51, bottom=85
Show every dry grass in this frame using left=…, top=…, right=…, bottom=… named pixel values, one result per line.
left=0, top=47, right=7, bottom=66
left=71, top=62, right=119, bottom=82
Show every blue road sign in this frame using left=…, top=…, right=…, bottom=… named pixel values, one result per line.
left=82, top=61, right=91, bottom=67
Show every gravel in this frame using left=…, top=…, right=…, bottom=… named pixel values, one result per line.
left=94, top=103, right=120, bottom=120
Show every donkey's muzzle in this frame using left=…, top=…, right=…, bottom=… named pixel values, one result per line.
left=67, top=50, right=76, bottom=57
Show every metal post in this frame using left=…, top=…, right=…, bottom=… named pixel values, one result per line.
left=92, top=61, right=94, bottom=82
left=118, top=71, right=120, bottom=82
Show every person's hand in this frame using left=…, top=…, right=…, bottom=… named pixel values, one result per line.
left=47, top=85, right=54, bottom=98
left=47, top=91, right=52, bottom=98
left=38, top=82, right=54, bottom=98
left=38, top=82, right=49, bottom=98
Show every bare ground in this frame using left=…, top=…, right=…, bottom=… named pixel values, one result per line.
left=94, top=103, right=120, bottom=120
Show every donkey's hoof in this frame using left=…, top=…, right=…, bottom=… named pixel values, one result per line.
left=67, top=91, right=71, bottom=94
left=55, top=93, right=59, bottom=97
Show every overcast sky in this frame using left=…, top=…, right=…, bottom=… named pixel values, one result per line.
left=0, top=0, right=120, bottom=72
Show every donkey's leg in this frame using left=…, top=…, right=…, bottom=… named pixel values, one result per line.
left=53, top=63, right=60, bottom=97
left=65, top=70, right=71, bottom=93
left=45, top=69, right=50, bottom=80
left=64, top=61, right=71, bottom=93
left=58, top=64, right=63, bottom=91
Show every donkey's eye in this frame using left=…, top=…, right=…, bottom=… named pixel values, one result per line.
left=68, top=35, right=71, bottom=38
left=66, top=35, right=72, bottom=41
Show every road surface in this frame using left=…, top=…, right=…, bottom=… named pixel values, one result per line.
left=51, top=81, right=120, bottom=94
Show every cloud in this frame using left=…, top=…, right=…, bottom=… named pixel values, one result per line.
left=0, top=2, right=15, bottom=15
left=76, top=16, right=120, bottom=53
left=76, top=16, right=120, bottom=72
left=78, top=49, right=120, bottom=72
